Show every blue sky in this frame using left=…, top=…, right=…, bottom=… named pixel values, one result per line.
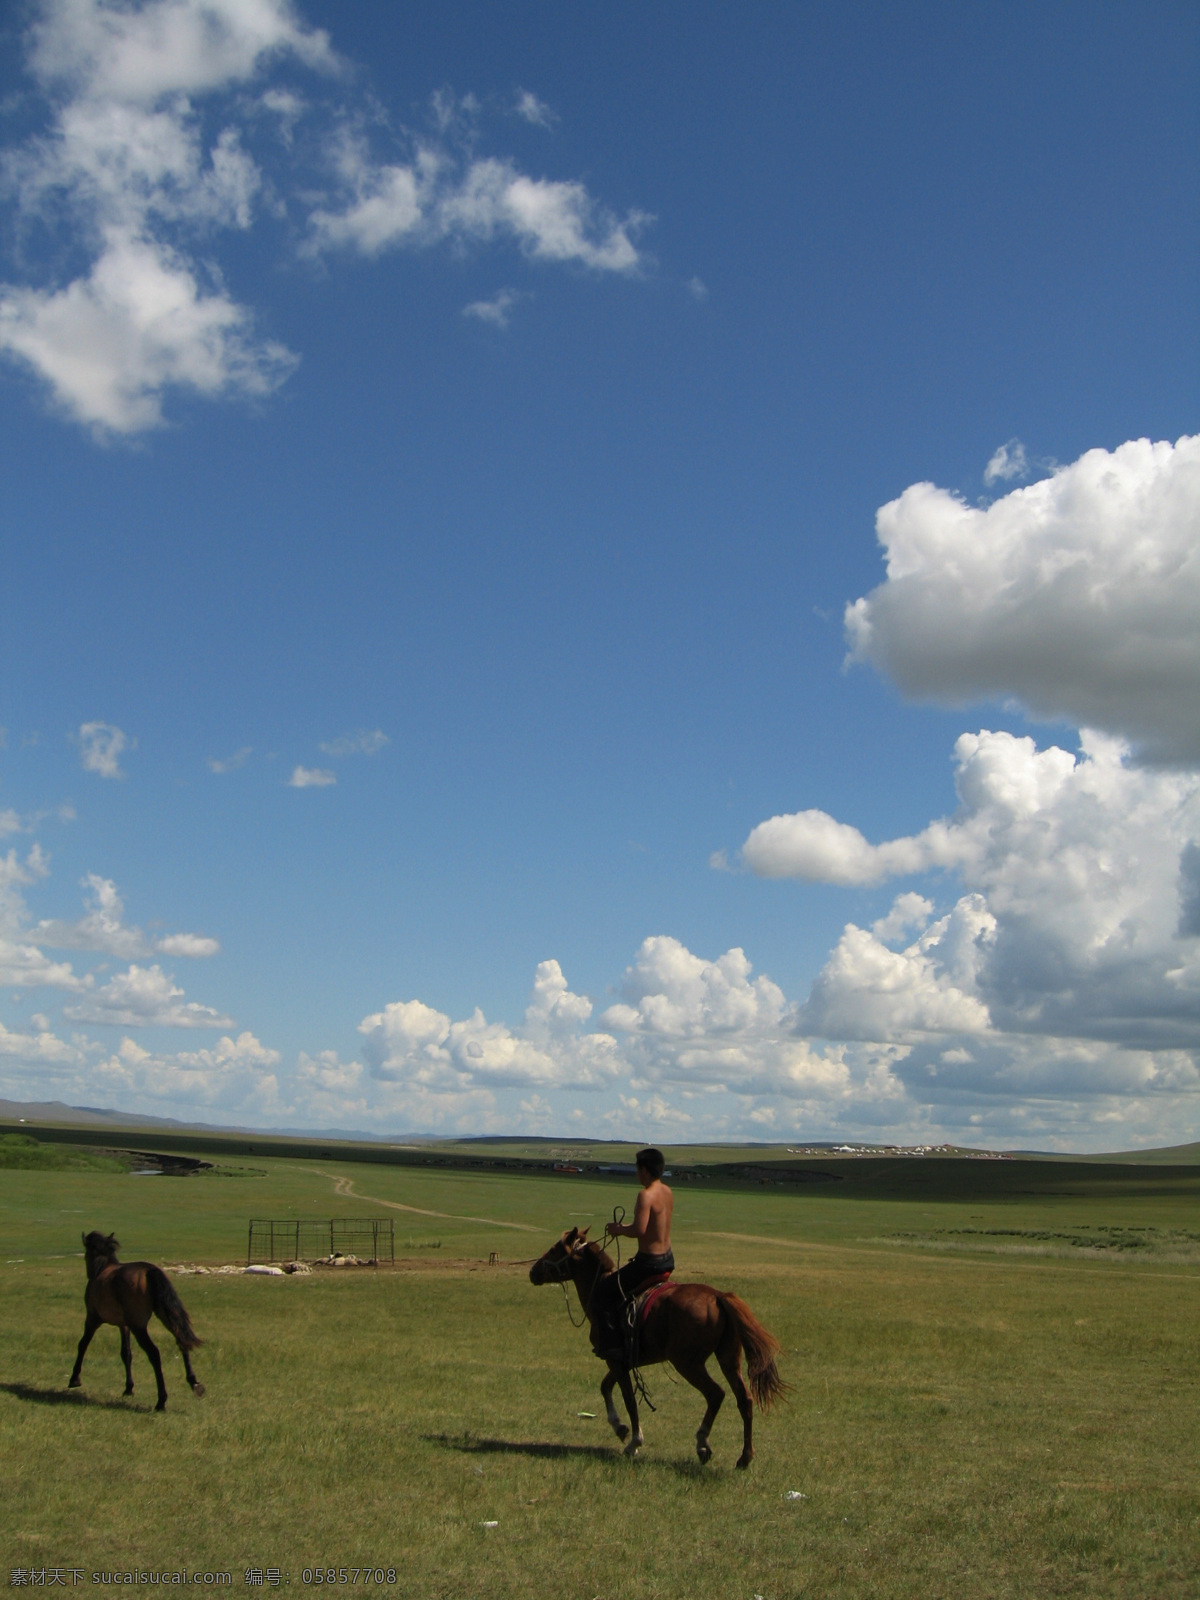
left=1, top=0, right=1197, bottom=1148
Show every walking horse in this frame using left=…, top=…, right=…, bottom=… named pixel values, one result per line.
left=530, top=1226, right=785, bottom=1467
left=69, top=1232, right=205, bottom=1410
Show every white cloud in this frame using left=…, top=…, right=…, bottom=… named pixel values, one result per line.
left=462, top=288, right=522, bottom=328
left=309, top=148, right=646, bottom=273
left=1, top=231, right=297, bottom=434
left=2, top=1, right=647, bottom=435
left=84, top=1030, right=282, bottom=1115
left=983, top=437, right=1028, bottom=484
left=0, top=0, right=320, bottom=432
left=305, top=139, right=428, bottom=254
left=0, top=1020, right=284, bottom=1121
left=33, top=873, right=219, bottom=959
left=0, top=1016, right=87, bottom=1065
left=737, top=728, right=1200, bottom=1120
left=802, top=897, right=995, bottom=1041
left=77, top=720, right=130, bottom=777
left=743, top=807, right=932, bottom=885
left=514, top=89, right=556, bottom=129
left=208, top=746, right=252, bottom=773
left=435, top=159, right=645, bottom=272
left=844, top=435, right=1200, bottom=762
left=686, top=275, right=708, bottom=301
left=872, top=892, right=933, bottom=944
left=318, top=728, right=388, bottom=757
left=599, top=936, right=856, bottom=1102
left=358, top=958, right=622, bottom=1094
left=287, top=765, right=335, bottom=787
left=156, top=932, right=221, bottom=957
left=0, top=845, right=90, bottom=991
left=64, top=962, right=235, bottom=1027
left=28, top=0, right=336, bottom=103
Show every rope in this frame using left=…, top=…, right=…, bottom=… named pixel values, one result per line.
left=559, top=1277, right=587, bottom=1327
left=537, top=1221, right=661, bottom=1414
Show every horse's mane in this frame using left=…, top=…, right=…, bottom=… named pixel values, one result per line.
left=583, top=1240, right=615, bottom=1274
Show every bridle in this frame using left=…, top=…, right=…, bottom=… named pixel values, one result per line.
left=534, top=1235, right=604, bottom=1328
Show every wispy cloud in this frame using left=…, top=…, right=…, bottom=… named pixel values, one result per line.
left=462, top=288, right=522, bottom=329
left=318, top=728, right=389, bottom=757
left=34, top=874, right=219, bottom=959
left=288, top=765, right=336, bottom=788
left=0, top=3, right=650, bottom=437
left=207, top=746, right=253, bottom=773
left=76, top=721, right=130, bottom=778
left=983, top=437, right=1028, bottom=484
left=514, top=89, right=557, bottom=129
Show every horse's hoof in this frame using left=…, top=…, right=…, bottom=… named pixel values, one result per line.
left=67, top=1377, right=81, bottom=1389
left=623, top=1442, right=641, bottom=1459
left=155, top=1400, right=167, bottom=1412
left=735, top=1453, right=753, bottom=1470
left=123, top=1385, right=134, bottom=1396
left=613, top=1423, right=629, bottom=1442
left=191, top=1382, right=205, bottom=1398
left=696, top=1443, right=712, bottom=1465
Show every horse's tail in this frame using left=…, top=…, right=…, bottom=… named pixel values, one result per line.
left=718, top=1293, right=788, bottom=1411
left=148, top=1267, right=202, bottom=1351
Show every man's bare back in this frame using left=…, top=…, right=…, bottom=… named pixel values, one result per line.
left=630, top=1176, right=672, bottom=1254
left=605, top=1157, right=673, bottom=1256
left=595, top=1147, right=676, bottom=1358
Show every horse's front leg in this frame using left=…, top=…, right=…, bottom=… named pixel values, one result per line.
left=69, top=1311, right=101, bottom=1388
left=120, top=1326, right=134, bottom=1395
left=600, top=1366, right=628, bottom=1443
left=614, top=1366, right=643, bottom=1458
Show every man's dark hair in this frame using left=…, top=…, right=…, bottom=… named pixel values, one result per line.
left=636, top=1147, right=665, bottom=1179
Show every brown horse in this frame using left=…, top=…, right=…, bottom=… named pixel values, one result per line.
left=530, top=1226, right=785, bottom=1467
left=69, top=1232, right=205, bottom=1411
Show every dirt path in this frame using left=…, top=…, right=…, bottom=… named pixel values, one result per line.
left=308, top=1168, right=542, bottom=1233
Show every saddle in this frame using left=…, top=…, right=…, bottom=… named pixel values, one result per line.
left=620, top=1276, right=674, bottom=1369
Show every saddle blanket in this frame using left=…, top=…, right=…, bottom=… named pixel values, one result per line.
left=633, top=1278, right=673, bottom=1324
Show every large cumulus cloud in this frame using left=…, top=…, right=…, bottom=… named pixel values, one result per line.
left=750, top=729, right=1200, bottom=1061
left=731, top=434, right=1200, bottom=1138
left=844, top=434, right=1200, bottom=763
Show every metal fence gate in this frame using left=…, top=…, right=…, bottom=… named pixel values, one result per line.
left=247, top=1217, right=395, bottom=1264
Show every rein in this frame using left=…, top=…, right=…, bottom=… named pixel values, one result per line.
left=537, top=1236, right=607, bottom=1328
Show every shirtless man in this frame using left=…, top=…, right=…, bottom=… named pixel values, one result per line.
left=594, top=1147, right=674, bottom=1357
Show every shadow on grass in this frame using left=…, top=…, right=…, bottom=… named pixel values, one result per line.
left=426, top=1431, right=615, bottom=1461
left=0, top=1381, right=150, bottom=1413
left=424, top=1431, right=732, bottom=1479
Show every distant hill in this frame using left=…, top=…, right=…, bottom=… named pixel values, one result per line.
left=1068, top=1141, right=1200, bottom=1165
left=2, top=1096, right=1198, bottom=1164
left=0, top=1097, right=231, bottom=1132
left=0, top=1097, right=416, bottom=1143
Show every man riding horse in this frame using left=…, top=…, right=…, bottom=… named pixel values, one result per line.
left=593, top=1146, right=674, bottom=1360
left=529, top=1146, right=784, bottom=1465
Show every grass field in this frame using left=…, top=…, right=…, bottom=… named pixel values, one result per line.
left=2, top=1137, right=1198, bottom=1599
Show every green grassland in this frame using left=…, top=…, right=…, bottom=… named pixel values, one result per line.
left=1, top=1135, right=1198, bottom=1599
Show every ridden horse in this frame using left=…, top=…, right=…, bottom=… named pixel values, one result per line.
left=530, top=1226, right=785, bottom=1467
left=69, top=1232, right=205, bottom=1411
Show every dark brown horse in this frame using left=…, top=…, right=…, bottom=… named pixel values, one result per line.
left=69, top=1232, right=205, bottom=1411
left=530, top=1226, right=785, bottom=1467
